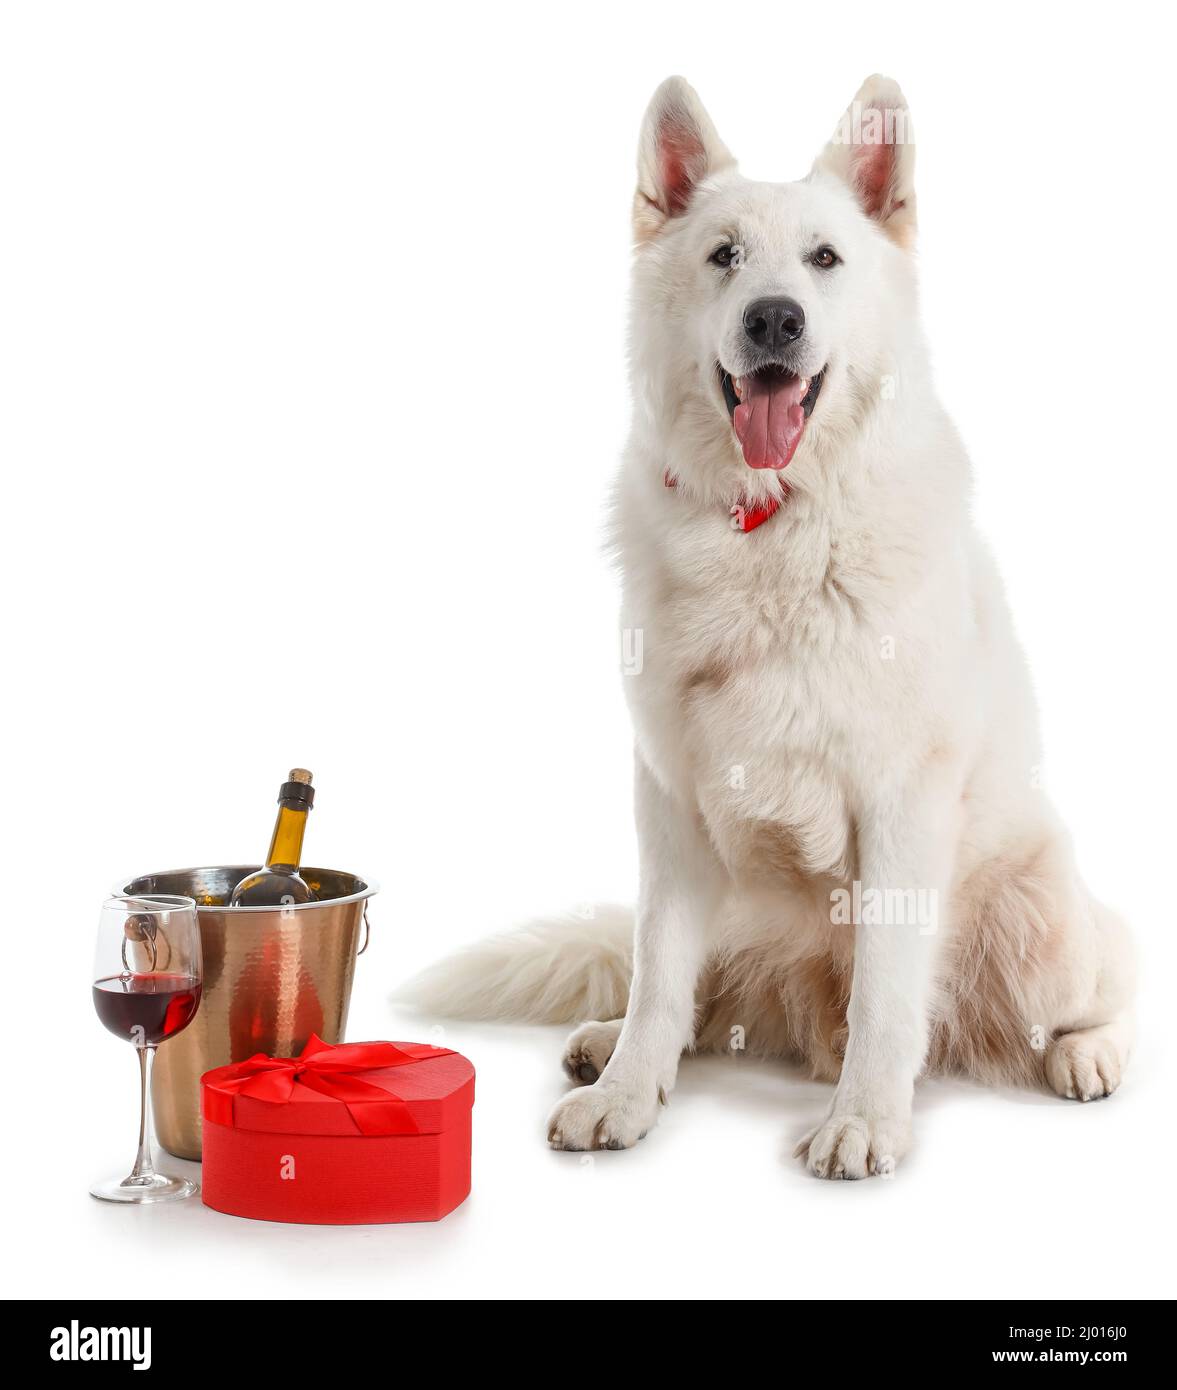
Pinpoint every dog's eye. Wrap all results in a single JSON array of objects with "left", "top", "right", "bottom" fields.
[
  {"left": 710, "top": 244, "right": 738, "bottom": 269},
  {"left": 811, "top": 246, "right": 840, "bottom": 269}
]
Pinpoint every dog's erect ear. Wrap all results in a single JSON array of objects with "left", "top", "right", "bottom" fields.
[
  {"left": 634, "top": 77, "right": 735, "bottom": 243},
  {"left": 811, "top": 74, "right": 916, "bottom": 247}
]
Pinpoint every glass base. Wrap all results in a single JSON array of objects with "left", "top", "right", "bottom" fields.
[{"left": 90, "top": 1171, "right": 198, "bottom": 1204}]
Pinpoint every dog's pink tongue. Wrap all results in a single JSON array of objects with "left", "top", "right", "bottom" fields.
[{"left": 733, "top": 374, "right": 808, "bottom": 470}]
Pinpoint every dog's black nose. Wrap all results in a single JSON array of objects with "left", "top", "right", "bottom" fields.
[{"left": 743, "top": 297, "right": 806, "bottom": 351}]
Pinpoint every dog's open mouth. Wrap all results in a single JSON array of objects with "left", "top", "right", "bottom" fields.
[{"left": 719, "top": 365, "right": 824, "bottom": 471}]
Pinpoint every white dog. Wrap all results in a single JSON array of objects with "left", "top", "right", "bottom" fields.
[{"left": 405, "top": 76, "right": 1135, "bottom": 1178}]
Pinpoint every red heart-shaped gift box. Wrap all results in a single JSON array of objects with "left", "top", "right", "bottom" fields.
[{"left": 200, "top": 1035, "right": 474, "bottom": 1224}]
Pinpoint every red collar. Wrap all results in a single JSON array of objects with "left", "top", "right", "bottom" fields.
[{"left": 663, "top": 470, "right": 789, "bottom": 533}]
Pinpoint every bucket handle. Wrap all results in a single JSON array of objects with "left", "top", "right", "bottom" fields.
[{"left": 356, "top": 901, "right": 372, "bottom": 957}]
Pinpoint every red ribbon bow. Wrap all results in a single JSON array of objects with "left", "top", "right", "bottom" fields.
[
  {"left": 663, "top": 469, "right": 789, "bottom": 533},
  {"left": 203, "top": 1034, "right": 454, "bottom": 1136}
]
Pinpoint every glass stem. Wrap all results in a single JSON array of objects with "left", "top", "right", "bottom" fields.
[{"left": 128, "top": 1045, "right": 157, "bottom": 1181}]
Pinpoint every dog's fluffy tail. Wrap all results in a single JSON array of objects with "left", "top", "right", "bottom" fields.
[{"left": 394, "top": 906, "right": 634, "bottom": 1024}]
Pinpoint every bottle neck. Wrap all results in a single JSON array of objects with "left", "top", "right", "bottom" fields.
[{"left": 266, "top": 802, "right": 308, "bottom": 870}]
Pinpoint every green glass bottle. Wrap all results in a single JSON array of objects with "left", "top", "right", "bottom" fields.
[{"left": 229, "top": 769, "right": 317, "bottom": 906}]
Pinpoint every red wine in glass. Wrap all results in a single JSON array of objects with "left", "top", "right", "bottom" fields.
[
  {"left": 90, "top": 894, "right": 203, "bottom": 1204},
  {"left": 92, "top": 973, "right": 202, "bottom": 1046}
]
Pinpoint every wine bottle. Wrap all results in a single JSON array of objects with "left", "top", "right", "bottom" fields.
[{"left": 229, "top": 769, "right": 318, "bottom": 906}]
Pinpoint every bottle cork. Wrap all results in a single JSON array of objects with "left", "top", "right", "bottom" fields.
[{"left": 288, "top": 768, "right": 313, "bottom": 784}]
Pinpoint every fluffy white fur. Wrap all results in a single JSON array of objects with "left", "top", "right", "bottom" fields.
[
  {"left": 402, "top": 906, "right": 633, "bottom": 1025},
  {"left": 402, "top": 75, "right": 1135, "bottom": 1178}
]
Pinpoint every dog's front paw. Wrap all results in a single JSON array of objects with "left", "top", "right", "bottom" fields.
[
  {"left": 547, "top": 1080, "right": 662, "bottom": 1151},
  {"left": 795, "top": 1111, "right": 911, "bottom": 1180}
]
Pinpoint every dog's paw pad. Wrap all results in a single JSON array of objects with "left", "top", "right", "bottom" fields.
[{"left": 560, "top": 1019, "right": 623, "bottom": 1087}]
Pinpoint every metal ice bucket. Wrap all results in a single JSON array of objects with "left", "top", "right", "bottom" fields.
[{"left": 118, "top": 865, "right": 377, "bottom": 1160}]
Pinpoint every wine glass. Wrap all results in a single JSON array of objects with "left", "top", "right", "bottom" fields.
[{"left": 90, "top": 895, "right": 203, "bottom": 1203}]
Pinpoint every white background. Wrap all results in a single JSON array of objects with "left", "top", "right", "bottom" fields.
[{"left": 2, "top": 0, "right": 1174, "bottom": 1301}]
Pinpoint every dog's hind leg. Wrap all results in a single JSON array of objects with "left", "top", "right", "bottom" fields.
[
  {"left": 558, "top": 958, "right": 760, "bottom": 1086},
  {"left": 1045, "top": 894, "right": 1135, "bottom": 1101},
  {"left": 1046, "top": 1014, "right": 1134, "bottom": 1101},
  {"left": 562, "top": 1019, "right": 624, "bottom": 1085}
]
